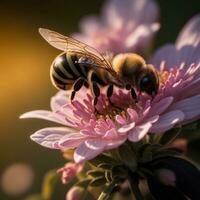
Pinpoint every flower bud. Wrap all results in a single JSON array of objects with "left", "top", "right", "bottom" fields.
[
  {"left": 57, "top": 162, "right": 84, "bottom": 184},
  {"left": 66, "top": 186, "right": 84, "bottom": 200},
  {"left": 156, "top": 168, "right": 176, "bottom": 186}
]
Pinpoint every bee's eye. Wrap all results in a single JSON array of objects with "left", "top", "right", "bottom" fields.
[{"left": 140, "top": 76, "right": 152, "bottom": 88}]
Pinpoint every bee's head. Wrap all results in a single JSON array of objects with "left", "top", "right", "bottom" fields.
[
  {"left": 112, "top": 53, "right": 159, "bottom": 97},
  {"left": 137, "top": 64, "right": 159, "bottom": 97}
]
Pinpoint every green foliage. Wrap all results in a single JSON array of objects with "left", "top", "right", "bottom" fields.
[
  {"left": 75, "top": 178, "right": 91, "bottom": 188},
  {"left": 97, "top": 182, "right": 117, "bottom": 200},
  {"left": 159, "top": 127, "right": 182, "bottom": 145},
  {"left": 118, "top": 144, "right": 137, "bottom": 171},
  {"left": 41, "top": 170, "right": 60, "bottom": 200},
  {"left": 24, "top": 194, "right": 44, "bottom": 200},
  {"left": 90, "top": 177, "right": 107, "bottom": 187},
  {"left": 88, "top": 153, "right": 118, "bottom": 167}
]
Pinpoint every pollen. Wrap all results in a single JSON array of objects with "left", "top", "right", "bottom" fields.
[
  {"left": 95, "top": 102, "right": 129, "bottom": 122},
  {"left": 159, "top": 70, "right": 170, "bottom": 85}
]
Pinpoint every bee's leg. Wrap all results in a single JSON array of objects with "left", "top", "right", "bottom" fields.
[
  {"left": 87, "top": 70, "right": 100, "bottom": 106},
  {"left": 107, "top": 85, "right": 114, "bottom": 106},
  {"left": 131, "top": 88, "right": 138, "bottom": 102},
  {"left": 70, "top": 77, "right": 85, "bottom": 102},
  {"left": 91, "top": 81, "right": 100, "bottom": 106}
]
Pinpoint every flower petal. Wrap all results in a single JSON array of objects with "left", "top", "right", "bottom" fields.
[
  {"left": 150, "top": 111, "right": 185, "bottom": 133},
  {"left": 128, "top": 122, "right": 152, "bottom": 142},
  {"left": 151, "top": 15, "right": 200, "bottom": 70},
  {"left": 150, "top": 44, "right": 177, "bottom": 70},
  {"left": 105, "top": 137, "right": 127, "bottom": 149},
  {"left": 103, "top": 128, "right": 118, "bottom": 139},
  {"left": 148, "top": 97, "right": 174, "bottom": 116},
  {"left": 20, "top": 110, "right": 70, "bottom": 126},
  {"left": 30, "top": 127, "right": 73, "bottom": 149},
  {"left": 103, "top": 0, "right": 159, "bottom": 26},
  {"left": 170, "top": 95, "right": 200, "bottom": 122},
  {"left": 74, "top": 140, "right": 106, "bottom": 163},
  {"left": 118, "top": 122, "right": 135, "bottom": 134},
  {"left": 78, "top": 15, "right": 101, "bottom": 36},
  {"left": 59, "top": 133, "right": 87, "bottom": 149},
  {"left": 125, "top": 23, "right": 160, "bottom": 49},
  {"left": 176, "top": 15, "right": 200, "bottom": 49},
  {"left": 50, "top": 91, "right": 69, "bottom": 111}
]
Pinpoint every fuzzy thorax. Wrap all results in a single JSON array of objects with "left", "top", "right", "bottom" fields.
[{"left": 112, "top": 53, "right": 146, "bottom": 83}]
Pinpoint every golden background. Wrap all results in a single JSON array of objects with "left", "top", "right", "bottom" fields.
[{"left": 0, "top": 0, "right": 199, "bottom": 199}]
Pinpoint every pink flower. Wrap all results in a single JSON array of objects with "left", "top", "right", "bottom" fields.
[
  {"left": 66, "top": 186, "right": 84, "bottom": 200},
  {"left": 57, "top": 162, "right": 84, "bottom": 184},
  {"left": 150, "top": 14, "right": 200, "bottom": 125},
  {"left": 73, "top": 0, "right": 160, "bottom": 55},
  {"left": 20, "top": 15, "right": 200, "bottom": 163}
]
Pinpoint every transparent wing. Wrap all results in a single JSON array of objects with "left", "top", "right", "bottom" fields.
[{"left": 39, "top": 28, "right": 114, "bottom": 73}]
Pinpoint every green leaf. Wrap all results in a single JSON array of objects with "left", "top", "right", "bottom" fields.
[
  {"left": 98, "top": 163, "right": 113, "bottom": 170},
  {"left": 138, "top": 144, "right": 160, "bottom": 163},
  {"left": 111, "top": 165, "right": 127, "bottom": 180},
  {"left": 105, "top": 170, "right": 113, "bottom": 183},
  {"left": 141, "top": 147, "right": 153, "bottom": 163},
  {"left": 24, "top": 194, "right": 44, "bottom": 200},
  {"left": 152, "top": 148, "right": 181, "bottom": 160},
  {"left": 89, "top": 154, "right": 117, "bottom": 167},
  {"left": 159, "top": 127, "right": 181, "bottom": 145},
  {"left": 75, "top": 178, "right": 91, "bottom": 188},
  {"left": 118, "top": 144, "right": 137, "bottom": 171},
  {"left": 90, "top": 177, "right": 107, "bottom": 187},
  {"left": 97, "top": 181, "right": 117, "bottom": 200},
  {"left": 87, "top": 170, "right": 104, "bottom": 178},
  {"left": 41, "top": 170, "right": 59, "bottom": 200}
]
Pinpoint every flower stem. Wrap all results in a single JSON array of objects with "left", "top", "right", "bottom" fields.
[
  {"left": 128, "top": 173, "right": 144, "bottom": 200},
  {"left": 97, "top": 181, "right": 116, "bottom": 200}
]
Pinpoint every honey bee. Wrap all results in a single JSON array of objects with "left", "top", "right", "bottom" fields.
[{"left": 39, "top": 28, "right": 159, "bottom": 106}]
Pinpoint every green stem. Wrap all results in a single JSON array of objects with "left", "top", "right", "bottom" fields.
[
  {"left": 128, "top": 173, "right": 144, "bottom": 200},
  {"left": 97, "top": 181, "right": 116, "bottom": 200}
]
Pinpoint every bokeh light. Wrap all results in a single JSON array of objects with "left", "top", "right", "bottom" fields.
[
  {"left": 1, "top": 163, "right": 34, "bottom": 196},
  {"left": 0, "top": 0, "right": 199, "bottom": 199}
]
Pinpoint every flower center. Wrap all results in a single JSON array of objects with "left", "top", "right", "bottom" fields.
[
  {"left": 159, "top": 70, "right": 170, "bottom": 85},
  {"left": 96, "top": 104, "right": 128, "bottom": 121}
]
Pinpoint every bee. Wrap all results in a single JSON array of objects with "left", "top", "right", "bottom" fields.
[{"left": 39, "top": 28, "right": 159, "bottom": 106}]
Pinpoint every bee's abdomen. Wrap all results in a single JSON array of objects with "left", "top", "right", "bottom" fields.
[{"left": 51, "top": 52, "right": 89, "bottom": 90}]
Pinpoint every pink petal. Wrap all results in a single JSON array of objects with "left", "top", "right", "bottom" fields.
[
  {"left": 125, "top": 23, "right": 160, "bottom": 49},
  {"left": 176, "top": 15, "right": 200, "bottom": 49},
  {"left": 134, "top": 0, "right": 159, "bottom": 24},
  {"left": 115, "top": 115, "right": 126, "bottom": 125},
  {"left": 50, "top": 91, "right": 69, "bottom": 111},
  {"left": 170, "top": 95, "right": 200, "bottom": 122},
  {"left": 118, "top": 122, "right": 135, "bottom": 134},
  {"left": 105, "top": 137, "right": 127, "bottom": 149},
  {"left": 128, "top": 122, "right": 152, "bottom": 142},
  {"left": 20, "top": 110, "right": 69, "bottom": 126},
  {"left": 74, "top": 140, "right": 106, "bottom": 163},
  {"left": 151, "top": 15, "right": 200, "bottom": 69},
  {"left": 59, "top": 133, "right": 87, "bottom": 149},
  {"left": 150, "top": 111, "right": 185, "bottom": 133},
  {"left": 30, "top": 127, "right": 73, "bottom": 149},
  {"left": 148, "top": 97, "right": 174, "bottom": 116},
  {"left": 103, "top": 0, "right": 159, "bottom": 25},
  {"left": 127, "top": 108, "right": 138, "bottom": 121},
  {"left": 78, "top": 15, "right": 102, "bottom": 36},
  {"left": 103, "top": 128, "right": 118, "bottom": 139},
  {"left": 150, "top": 44, "right": 177, "bottom": 70},
  {"left": 180, "top": 74, "right": 200, "bottom": 98}
]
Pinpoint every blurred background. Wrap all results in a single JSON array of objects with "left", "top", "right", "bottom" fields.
[{"left": 0, "top": 0, "right": 199, "bottom": 199}]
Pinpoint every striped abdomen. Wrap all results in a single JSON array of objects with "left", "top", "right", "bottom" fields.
[{"left": 50, "top": 52, "right": 108, "bottom": 90}]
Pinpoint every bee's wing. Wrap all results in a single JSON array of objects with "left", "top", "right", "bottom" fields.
[{"left": 39, "top": 28, "right": 114, "bottom": 73}]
